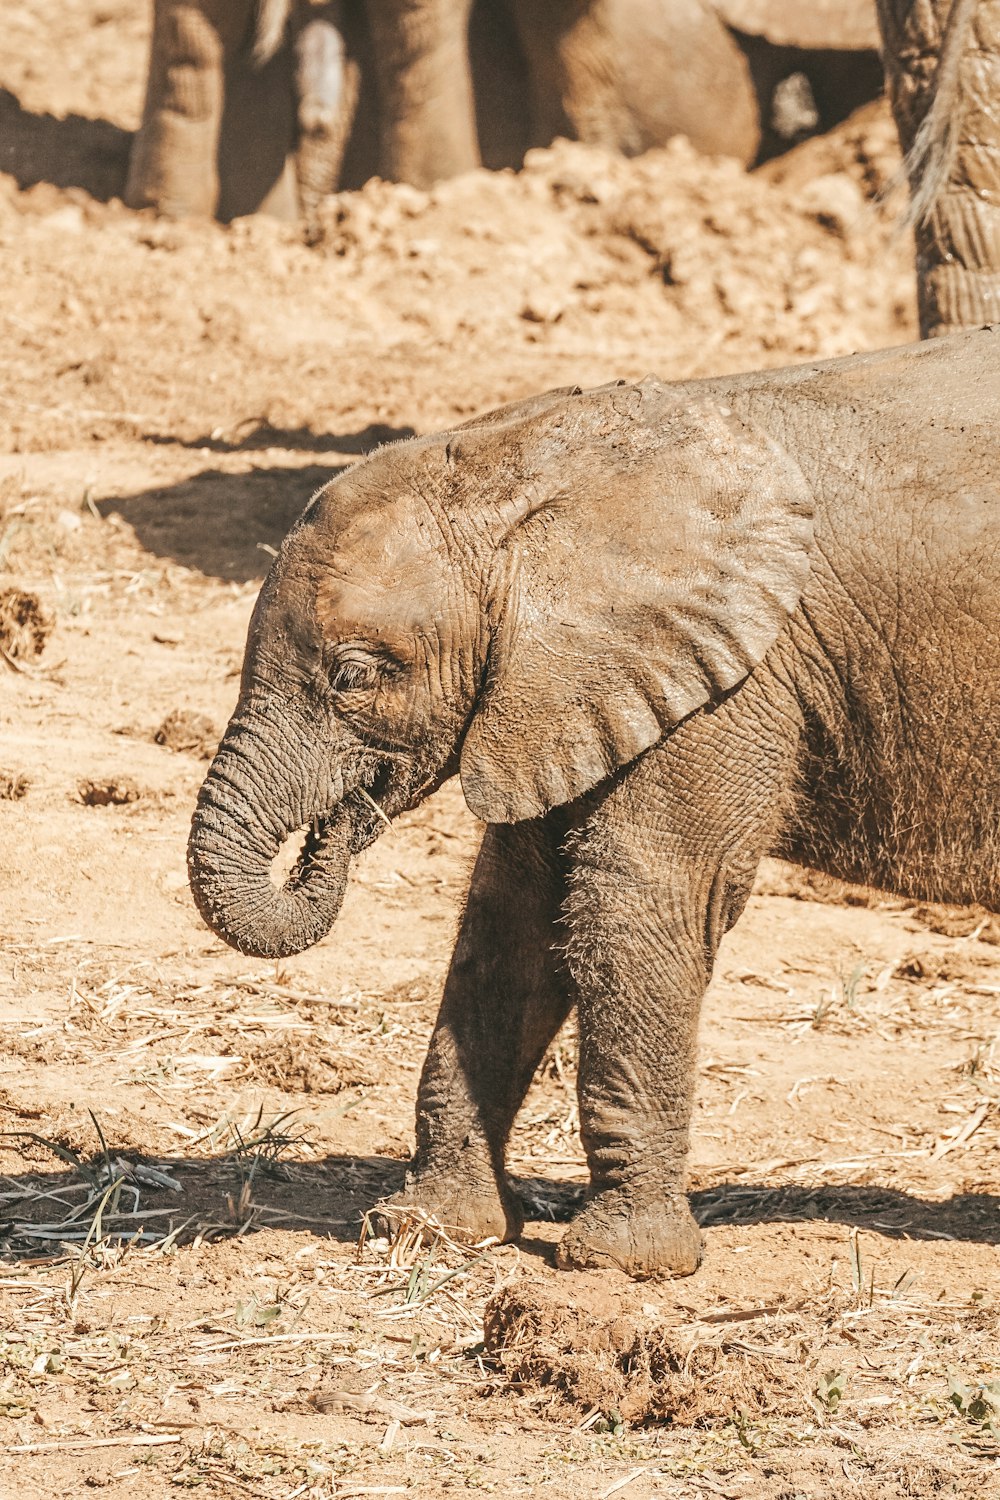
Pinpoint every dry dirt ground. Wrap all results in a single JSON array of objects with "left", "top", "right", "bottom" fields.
[{"left": 2, "top": 4, "right": 999, "bottom": 1497}]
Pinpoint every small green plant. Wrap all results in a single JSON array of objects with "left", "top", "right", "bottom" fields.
[
  {"left": 947, "top": 1375, "right": 1000, "bottom": 1438},
  {"left": 811, "top": 960, "right": 868, "bottom": 1028},
  {"left": 234, "top": 1297, "right": 284, "bottom": 1329},
  {"left": 811, "top": 1369, "right": 846, "bottom": 1416},
  {"left": 849, "top": 1227, "right": 875, "bottom": 1308}
]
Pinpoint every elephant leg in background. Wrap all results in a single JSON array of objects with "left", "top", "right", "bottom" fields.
[
  {"left": 508, "top": 0, "right": 761, "bottom": 163},
  {"left": 382, "top": 816, "right": 574, "bottom": 1243},
  {"left": 556, "top": 693, "right": 794, "bottom": 1277},
  {"left": 364, "top": 0, "right": 479, "bottom": 186},
  {"left": 126, "top": 0, "right": 299, "bottom": 221},
  {"left": 293, "top": 1, "right": 362, "bottom": 219},
  {"left": 877, "top": 0, "right": 1000, "bottom": 336}
]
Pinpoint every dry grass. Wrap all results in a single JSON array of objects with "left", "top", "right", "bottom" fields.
[{"left": 1, "top": 916, "right": 998, "bottom": 1495}]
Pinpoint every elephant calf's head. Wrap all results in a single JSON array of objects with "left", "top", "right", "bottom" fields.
[{"left": 189, "top": 379, "right": 814, "bottom": 957}]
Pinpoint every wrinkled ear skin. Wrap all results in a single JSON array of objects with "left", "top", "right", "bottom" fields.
[{"left": 459, "top": 379, "right": 814, "bottom": 824}]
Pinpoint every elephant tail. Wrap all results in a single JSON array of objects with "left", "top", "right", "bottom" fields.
[
  {"left": 251, "top": 0, "right": 293, "bottom": 66},
  {"left": 897, "top": 0, "right": 980, "bottom": 227}
]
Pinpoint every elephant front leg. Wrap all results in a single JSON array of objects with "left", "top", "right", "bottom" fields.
[
  {"left": 557, "top": 729, "right": 786, "bottom": 1277},
  {"left": 364, "top": 0, "right": 479, "bottom": 187},
  {"left": 376, "top": 816, "right": 573, "bottom": 1243},
  {"left": 126, "top": 0, "right": 227, "bottom": 217}
]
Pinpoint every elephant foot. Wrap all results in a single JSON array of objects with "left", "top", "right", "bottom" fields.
[
  {"left": 370, "top": 1170, "right": 524, "bottom": 1247},
  {"left": 555, "top": 1191, "right": 703, "bottom": 1279}
]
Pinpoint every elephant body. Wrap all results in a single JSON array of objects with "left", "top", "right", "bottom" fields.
[
  {"left": 189, "top": 326, "right": 1000, "bottom": 1277},
  {"left": 126, "top": 0, "right": 882, "bottom": 219}
]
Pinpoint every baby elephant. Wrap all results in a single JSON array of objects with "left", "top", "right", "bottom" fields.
[{"left": 189, "top": 327, "right": 1000, "bottom": 1277}]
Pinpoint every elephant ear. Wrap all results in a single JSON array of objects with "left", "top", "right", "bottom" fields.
[
  {"left": 459, "top": 379, "right": 814, "bottom": 823},
  {"left": 712, "top": 0, "right": 878, "bottom": 49}
]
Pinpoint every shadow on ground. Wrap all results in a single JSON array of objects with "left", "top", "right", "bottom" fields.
[
  {"left": 99, "top": 463, "right": 345, "bottom": 583},
  {"left": 146, "top": 420, "right": 416, "bottom": 456},
  {"left": 2, "top": 1152, "right": 997, "bottom": 1262},
  {"left": 691, "top": 1181, "right": 1000, "bottom": 1244},
  {"left": 0, "top": 88, "right": 130, "bottom": 201},
  {"left": 100, "top": 421, "right": 417, "bottom": 582}
]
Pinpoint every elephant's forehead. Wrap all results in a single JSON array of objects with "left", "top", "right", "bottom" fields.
[{"left": 308, "top": 486, "right": 455, "bottom": 639}]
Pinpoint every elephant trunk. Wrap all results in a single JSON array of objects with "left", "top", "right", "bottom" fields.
[
  {"left": 877, "top": 0, "right": 1000, "bottom": 337},
  {"left": 187, "top": 702, "right": 355, "bottom": 959}
]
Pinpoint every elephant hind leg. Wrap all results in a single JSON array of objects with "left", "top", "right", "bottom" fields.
[{"left": 217, "top": 31, "right": 299, "bottom": 220}]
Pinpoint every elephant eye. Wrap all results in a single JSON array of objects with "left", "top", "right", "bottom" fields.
[{"left": 329, "top": 649, "right": 381, "bottom": 695}]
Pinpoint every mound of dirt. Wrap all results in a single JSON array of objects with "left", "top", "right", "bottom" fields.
[
  {"left": 0, "top": 587, "right": 52, "bottom": 662},
  {"left": 154, "top": 708, "right": 219, "bottom": 760},
  {"left": 910, "top": 903, "right": 1000, "bottom": 944},
  {"left": 77, "top": 776, "right": 140, "bottom": 806},
  {"left": 484, "top": 1277, "right": 802, "bottom": 1426},
  {"left": 243, "top": 1033, "right": 377, "bottom": 1094},
  {"left": 0, "top": 770, "right": 30, "bottom": 800},
  {"left": 313, "top": 102, "right": 913, "bottom": 369}
]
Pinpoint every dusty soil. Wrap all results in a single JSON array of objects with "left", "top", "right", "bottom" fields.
[{"left": 2, "top": 4, "right": 998, "bottom": 1498}]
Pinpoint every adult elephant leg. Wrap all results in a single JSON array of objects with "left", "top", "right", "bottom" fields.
[
  {"left": 127, "top": 0, "right": 299, "bottom": 221},
  {"left": 126, "top": 0, "right": 227, "bottom": 216},
  {"left": 364, "top": 0, "right": 479, "bottom": 186},
  {"left": 877, "top": 0, "right": 1000, "bottom": 336},
  {"left": 216, "top": 2, "right": 298, "bottom": 220},
  {"left": 378, "top": 815, "right": 574, "bottom": 1242},
  {"left": 557, "top": 688, "right": 796, "bottom": 1277}
]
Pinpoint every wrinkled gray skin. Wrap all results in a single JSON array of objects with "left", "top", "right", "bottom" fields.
[
  {"left": 876, "top": 0, "right": 1000, "bottom": 336},
  {"left": 189, "top": 327, "right": 1000, "bottom": 1277},
  {"left": 126, "top": 0, "right": 881, "bottom": 219}
]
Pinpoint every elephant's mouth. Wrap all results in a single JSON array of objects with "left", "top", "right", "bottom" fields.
[{"left": 270, "top": 760, "right": 393, "bottom": 897}]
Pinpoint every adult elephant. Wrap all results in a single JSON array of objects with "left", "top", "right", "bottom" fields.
[
  {"left": 876, "top": 0, "right": 1000, "bottom": 337},
  {"left": 125, "top": 0, "right": 881, "bottom": 220}
]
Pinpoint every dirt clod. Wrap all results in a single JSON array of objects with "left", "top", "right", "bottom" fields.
[
  {"left": 0, "top": 770, "right": 30, "bottom": 799},
  {"left": 154, "top": 708, "right": 219, "bottom": 760},
  {"left": 245, "top": 1033, "right": 376, "bottom": 1094},
  {"left": 77, "top": 776, "right": 140, "bottom": 806},
  {"left": 484, "top": 1278, "right": 801, "bottom": 1426},
  {"left": 0, "top": 588, "right": 53, "bottom": 662}
]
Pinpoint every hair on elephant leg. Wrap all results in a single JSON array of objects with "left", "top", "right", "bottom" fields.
[
  {"left": 373, "top": 816, "right": 574, "bottom": 1244},
  {"left": 556, "top": 683, "right": 800, "bottom": 1278}
]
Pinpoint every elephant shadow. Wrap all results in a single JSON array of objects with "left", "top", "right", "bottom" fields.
[
  {"left": 100, "top": 423, "right": 415, "bottom": 583},
  {"left": 1, "top": 1152, "right": 996, "bottom": 1264},
  {"left": 146, "top": 419, "right": 415, "bottom": 457},
  {"left": 689, "top": 1180, "right": 1000, "bottom": 1246},
  {"left": 0, "top": 87, "right": 130, "bottom": 201},
  {"left": 519, "top": 1177, "right": 1000, "bottom": 1249},
  {"left": 98, "top": 463, "right": 339, "bottom": 585}
]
